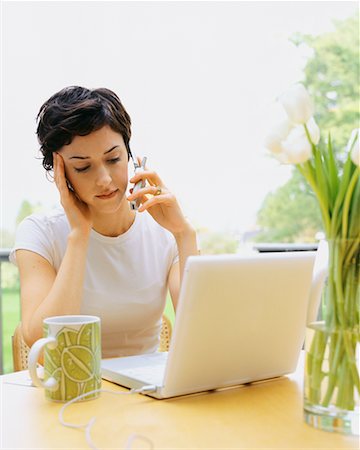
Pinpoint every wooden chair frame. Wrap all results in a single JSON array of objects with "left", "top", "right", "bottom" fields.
[{"left": 12, "top": 316, "right": 172, "bottom": 372}]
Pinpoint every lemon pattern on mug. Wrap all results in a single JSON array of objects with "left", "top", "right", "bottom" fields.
[{"left": 44, "top": 323, "right": 101, "bottom": 402}]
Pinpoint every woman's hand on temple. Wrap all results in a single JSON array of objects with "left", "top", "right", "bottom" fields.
[
  {"left": 127, "top": 159, "right": 194, "bottom": 238},
  {"left": 54, "top": 153, "right": 93, "bottom": 237}
]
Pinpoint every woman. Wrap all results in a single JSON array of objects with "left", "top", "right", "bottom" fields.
[{"left": 10, "top": 86, "right": 198, "bottom": 357}]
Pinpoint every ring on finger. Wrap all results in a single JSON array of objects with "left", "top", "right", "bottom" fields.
[{"left": 154, "top": 186, "right": 162, "bottom": 196}]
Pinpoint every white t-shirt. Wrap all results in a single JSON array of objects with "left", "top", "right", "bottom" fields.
[{"left": 10, "top": 208, "right": 179, "bottom": 358}]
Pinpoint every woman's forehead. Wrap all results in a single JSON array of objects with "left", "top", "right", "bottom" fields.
[{"left": 60, "top": 126, "right": 126, "bottom": 158}]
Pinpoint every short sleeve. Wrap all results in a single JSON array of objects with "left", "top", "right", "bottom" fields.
[{"left": 9, "top": 215, "right": 55, "bottom": 266}]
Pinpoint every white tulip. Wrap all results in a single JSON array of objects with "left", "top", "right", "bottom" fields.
[
  {"left": 275, "top": 152, "right": 292, "bottom": 164},
  {"left": 346, "top": 128, "right": 360, "bottom": 167},
  {"left": 281, "top": 125, "right": 312, "bottom": 164},
  {"left": 264, "top": 118, "right": 318, "bottom": 165},
  {"left": 264, "top": 83, "right": 320, "bottom": 165},
  {"left": 306, "top": 117, "right": 320, "bottom": 145},
  {"left": 351, "top": 145, "right": 360, "bottom": 167},
  {"left": 263, "top": 120, "right": 292, "bottom": 154},
  {"left": 279, "top": 83, "right": 314, "bottom": 125}
]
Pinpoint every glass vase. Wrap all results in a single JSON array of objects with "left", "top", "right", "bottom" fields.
[{"left": 304, "top": 238, "right": 360, "bottom": 435}]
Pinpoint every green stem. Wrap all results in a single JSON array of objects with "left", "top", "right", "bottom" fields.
[
  {"left": 321, "top": 331, "right": 343, "bottom": 406},
  {"left": 331, "top": 241, "right": 360, "bottom": 395},
  {"left": 306, "top": 239, "right": 360, "bottom": 412},
  {"left": 306, "top": 327, "right": 327, "bottom": 404},
  {"left": 336, "top": 357, "right": 348, "bottom": 409},
  {"left": 344, "top": 239, "right": 359, "bottom": 268},
  {"left": 326, "top": 244, "right": 337, "bottom": 327},
  {"left": 296, "top": 128, "right": 360, "bottom": 413}
]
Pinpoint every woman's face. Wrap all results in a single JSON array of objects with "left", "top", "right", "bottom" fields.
[{"left": 59, "top": 126, "right": 130, "bottom": 214}]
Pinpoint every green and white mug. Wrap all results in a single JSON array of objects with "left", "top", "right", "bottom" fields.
[{"left": 28, "top": 315, "right": 102, "bottom": 402}]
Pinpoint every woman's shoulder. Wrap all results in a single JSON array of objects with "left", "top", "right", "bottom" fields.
[
  {"left": 10, "top": 207, "right": 70, "bottom": 267},
  {"left": 17, "top": 206, "right": 70, "bottom": 235}
]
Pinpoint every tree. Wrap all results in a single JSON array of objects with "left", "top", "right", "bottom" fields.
[
  {"left": 254, "top": 171, "right": 323, "bottom": 243},
  {"left": 199, "top": 231, "right": 238, "bottom": 254},
  {"left": 0, "top": 229, "right": 15, "bottom": 248},
  {"left": 0, "top": 200, "right": 44, "bottom": 249},
  {"left": 255, "top": 13, "right": 359, "bottom": 243},
  {"left": 293, "top": 14, "right": 359, "bottom": 150},
  {"left": 16, "top": 200, "right": 43, "bottom": 225}
]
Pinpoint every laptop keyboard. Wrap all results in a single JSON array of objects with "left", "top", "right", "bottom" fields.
[{"left": 119, "top": 352, "right": 167, "bottom": 386}]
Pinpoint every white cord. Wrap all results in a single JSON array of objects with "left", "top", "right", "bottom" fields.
[{"left": 58, "top": 386, "right": 156, "bottom": 450}]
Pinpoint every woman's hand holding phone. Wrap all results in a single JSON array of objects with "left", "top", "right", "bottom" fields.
[
  {"left": 54, "top": 153, "right": 93, "bottom": 237},
  {"left": 127, "top": 157, "right": 192, "bottom": 237}
]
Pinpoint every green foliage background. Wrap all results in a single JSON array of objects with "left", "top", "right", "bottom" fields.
[
  {"left": 256, "top": 171, "right": 323, "bottom": 242},
  {"left": 255, "top": 14, "right": 359, "bottom": 243},
  {"left": 298, "top": 14, "right": 359, "bottom": 149}
]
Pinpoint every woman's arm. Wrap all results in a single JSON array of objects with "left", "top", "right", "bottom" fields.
[
  {"left": 168, "top": 224, "right": 198, "bottom": 311},
  {"left": 19, "top": 153, "right": 93, "bottom": 346},
  {"left": 127, "top": 160, "right": 199, "bottom": 311},
  {"left": 17, "top": 230, "right": 90, "bottom": 346},
  {"left": 173, "top": 224, "right": 198, "bottom": 282}
]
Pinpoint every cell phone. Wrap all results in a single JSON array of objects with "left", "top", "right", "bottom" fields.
[
  {"left": 130, "top": 155, "right": 147, "bottom": 210},
  {"left": 66, "top": 179, "right": 75, "bottom": 192}
]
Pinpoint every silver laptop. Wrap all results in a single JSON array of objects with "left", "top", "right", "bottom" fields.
[{"left": 101, "top": 251, "right": 316, "bottom": 399}]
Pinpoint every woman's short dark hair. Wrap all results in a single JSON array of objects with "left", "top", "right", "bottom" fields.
[{"left": 36, "top": 86, "right": 132, "bottom": 171}]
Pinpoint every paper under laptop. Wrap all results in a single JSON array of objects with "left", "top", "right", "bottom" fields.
[{"left": 101, "top": 251, "right": 316, "bottom": 399}]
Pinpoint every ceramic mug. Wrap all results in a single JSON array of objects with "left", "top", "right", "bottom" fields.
[{"left": 28, "top": 315, "right": 102, "bottom": 402}]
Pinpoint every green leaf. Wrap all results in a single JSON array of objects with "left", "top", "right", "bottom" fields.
[
  {"left": 348, "top": 177, "right": 360, "bottom": 238},
  {"left": 342, "top": 167, "right": 360, "bottom": 239},
  {"left": 331, "top": 157, "right": 354, "bottom": 237},
  {"left": 298, "top": 161, "right": 331, "bottom": 235},
  {"left": 313, "top": 145, "right": 329, "bottom": 210}
]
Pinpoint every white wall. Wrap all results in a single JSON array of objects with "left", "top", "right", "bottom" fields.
[{"left": 1, "top": 1, "right": 357, "bottom": 234}]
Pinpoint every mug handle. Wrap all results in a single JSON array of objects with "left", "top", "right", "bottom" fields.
[{"left": 28, "top": 336, "right": 59, "bottom": 390}]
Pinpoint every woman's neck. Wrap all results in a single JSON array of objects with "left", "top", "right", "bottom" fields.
[{"left": 91, "top": 203, "right": 136, "bottom": 237}]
